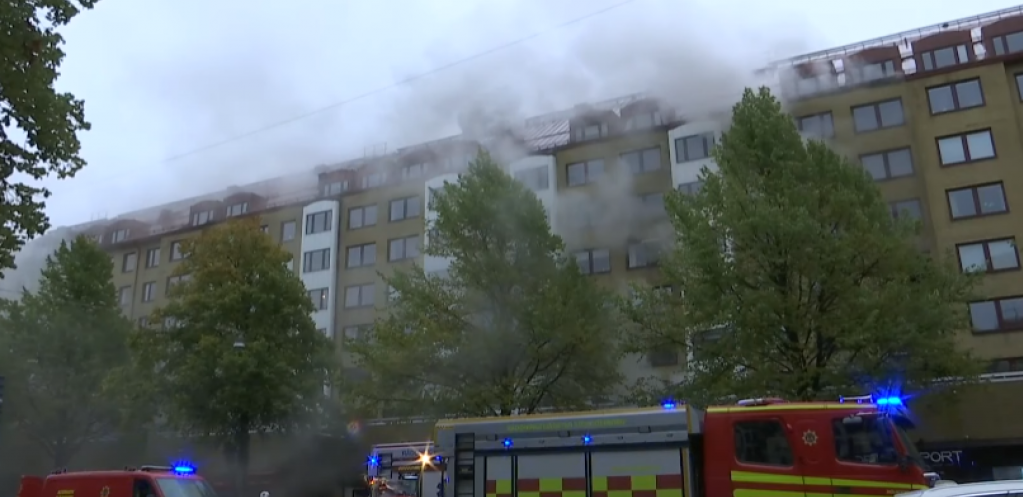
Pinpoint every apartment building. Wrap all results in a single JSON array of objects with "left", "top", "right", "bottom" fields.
[{"left": 66, "top": 3, "right": 1023, "bottom": 480}]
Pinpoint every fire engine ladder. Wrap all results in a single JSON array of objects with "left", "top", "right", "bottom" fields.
[{"left": 452, "top": 433, "right": 475, "bottom": 497}]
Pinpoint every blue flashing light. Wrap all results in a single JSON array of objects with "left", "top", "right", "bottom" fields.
[
  {"left": 875, "top": 396, "right": 903, "bottom": 407},
  {"left": 367, "top": 455, "right": 380, "bottom": 466},
  {"left": 502, "top": 438, "right": 513, "bottom": 448},
  {"left": 582, "top": 435, "right": 592, "bottom": 445},
  {"left": 661, "top": 401, "right": 677, "bottom": 410},
  {"left": 172, "top": 464, "right": 196, "bottom": 475}
]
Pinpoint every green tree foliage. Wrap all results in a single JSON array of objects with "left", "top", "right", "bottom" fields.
[
  {"left": 344, "top": 151, "right": 622, "bottom": 417},
  {"left": 0, "top": 236, "right": 131, "bottom": 467},
  {"left": 623, "top": 87, "right": 981, "bottom": 405},
  {"left": 0, "top": 0, "right": 97, "bottom": 274},
  {"left": 123, "top": 218, "right": 333, "bottom": 478}
]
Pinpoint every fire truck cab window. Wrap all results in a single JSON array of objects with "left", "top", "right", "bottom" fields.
[
  {"left": 134, "top": 479, "right": 157, "bottom": 497},
  {"left": 832, "top": 416, "right": 899, "bottom": 465},
  {"left": 734, "top": 420, "right": 794, "bottom": 466}
]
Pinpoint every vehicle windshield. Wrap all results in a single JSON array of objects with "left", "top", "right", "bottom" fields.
[
  {"left": 155, "top": 478, "right": 219, "bottom": 497},
  {"left": 892, "top": 418, "right": 928, "bottom": 469},
  {"left": 832, "top": 414, "right": 900, "bottom": 465},
  {"left": 377, "top": 478, "right": 418, "bottom": 497}
]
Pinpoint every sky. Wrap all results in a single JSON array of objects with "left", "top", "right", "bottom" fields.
[{"left": 39, "top": 0, "right": 1023, "bottom": 228}]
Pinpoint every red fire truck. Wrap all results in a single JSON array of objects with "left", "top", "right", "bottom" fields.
[
  {"left": 16, "top": 465, "right": 216, "bottom": 497},
  {"left": 422, "top": 398, "right": 939, "bottom": 497}
]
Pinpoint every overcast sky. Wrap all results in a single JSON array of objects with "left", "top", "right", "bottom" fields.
[{"left": 42, "top": 0, "right": 1023, "bottom": 228}]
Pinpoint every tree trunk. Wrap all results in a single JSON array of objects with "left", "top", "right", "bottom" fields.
[{"left": 235, "top": 417, "right": 250, "bottom": 497}]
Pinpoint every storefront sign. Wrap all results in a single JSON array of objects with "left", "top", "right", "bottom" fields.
[{"left": 921, "top": 450, "right": 965, "bottom": 466}]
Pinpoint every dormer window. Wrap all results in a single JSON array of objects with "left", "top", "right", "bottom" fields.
[
  {"left": 991, "top": 31, "right": 1023, "bottom": 56},
  {"left": 572, "top": 122, "right": 608, "bottom": 142},
  {"left": 794, "top": 73, "right": 837, "bottom": 97},
  {"left": 402, "top": 163, "right": 426, "bottom": 179},
  {"left": 227, "top": 202, "right": 248, "bottom": 217},
  {"left": 90, "top": 234, "right": 103, "bottom": 244},
  {"left": 920, "top": 45, "right": 971, "bottom": 71},
  {"left": 362, "top": 173, "right": 384, "bottom": 188},
  {"left": 191, "top": 210, "right": 213, "bottom": 226},
  {"left": 625, "top": 111, "right": 662, "bottom": 131},
  {"left": 111, "top": 229, "right": 129, "bottom": 243},
  {"left": 322, "top": 181, "right": 348, "bottom": 196},
  {"left": 856, "top": 60, "right": 897, "bottom": 82}
]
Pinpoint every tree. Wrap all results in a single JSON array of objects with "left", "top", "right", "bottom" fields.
[
  {"left": 0, "top": 0, "right": 97, "bottom": 275},
  {"left": 124, "top": 217, "right": 333, "bottom": 492},
  {"left": 623, "top": 87, "right": 981, "bottom": 405},
  {"left": 0, "top": 235, "right": 131, "bottom": 467},
  {"left": 344, "top": 150, "right": 623, "bottom": 418}
]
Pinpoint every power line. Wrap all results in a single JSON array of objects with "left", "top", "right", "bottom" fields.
[{"left": 90, "top": 0, "right": 640, "bottom": 186}]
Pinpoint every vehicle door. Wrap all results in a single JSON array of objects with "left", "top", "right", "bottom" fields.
[
  {"left": 729, "top": 414, "right": 807, "bottom": 497},
  {"left": 829, "top": 413, "right": 906, "bottom": 494}
]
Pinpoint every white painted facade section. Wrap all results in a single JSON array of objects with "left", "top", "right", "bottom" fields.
[
  {"left": 423, "top": 173, "right": 461, "bottom": 276},
  {"left": 508, "top": 155, "right": 558, "bottom": 233},
  {"left": 668, "top": 122, "right": 723, "bottom": 189},
  {"left": 299, "top": 200, "right": 340, "bottom": 339}
]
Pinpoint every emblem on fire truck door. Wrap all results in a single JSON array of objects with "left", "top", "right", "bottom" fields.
[
  {"left": 802, "top": 430, "right": 818, "bottom": 446},
  {"left": 100, "top": 486, "right": 110, "bottom": 497}
]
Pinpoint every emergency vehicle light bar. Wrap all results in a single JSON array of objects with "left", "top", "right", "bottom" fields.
[{"left": 736, "top": 398, "right": 785, "bottom": 407}]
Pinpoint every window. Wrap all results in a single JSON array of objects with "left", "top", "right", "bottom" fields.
[
  {"left": 112, "top": 229, "right": 129, "bottom": 243},
  {"left": 260, "top": 225, "right": 269, "bottom": 233},
  {"left": 514, "top": 166, "right": 549, "bottom": 191},
  {"left": 920, "top": 45, "right": 971, "bottom": 71},
  {"left": 991, "top": 31, "right": 1023, "bottom": 56},
  {"left": 927, "top": 79, "right": 984, "bottom": 114},
  {"left": 387, "top": 285, "right": 400, "bottom": 303},
  {"left": 957, "top": 238, "right": 1019, "bottom": 273},
  {"left": 343, "top": 324, "right": 372, "bottom": 341},
  {"left": 322, "top": 180, "right": 348, "bottom": 196},
  {"left": 937, "top": 130, "right": 995, "bottom": 165},
  {"left": 832, "top": 416, "right": 898, "bottom": 465},
  {"left": 280, "top": 220, "right": 297, "bottom": 241},
  {"left": 854, "top": 60, "right": 897, "bottom": 82},
  {"left": 308, "top": 288, "right": 330, "bottom": 311},
  {"left": 141, "top": 282, "right": 156, "bottom": 302},
  {"left": 675, "top": 133, "right": 715, "bottom": 162},
  {"left": 574, "top": 249, "right": 611, "bottom": 274},
  {"left": 990, "top": 356, "right": 1023, "bottom": 373},
  {"left": 362, "top": 173, "right": 384, "bottom": 188},
  {"left": 169, "top": 241, "right": 184, "bottom": 261},
  {"left": 122, "top": 252, "right": 137, "bottom": 273},
  {"left": 648, "top": 349, "right": 678, "bottom": 367},
  {"left": 227, "top": 202, "right": 248, "bottom": 217},
  {"left": 145, "top": 248, "right": 160, "bottom": 268},
  {"left": 889, "top": 199, "right": 922, "bottom": 220},
  {"left": 302, "top": 248, "right": 331, "bottom": 273},
  {"left": 344, "top": 283, "right": 375, "bottom": 308},
  {"left": 621, "top": 147, "right": 662, "bottom": 174},
  {"left": 138, "top": 317, "right": 150, "bottom": 328},
  {"left": 118, "top": 286, "right": 132, "bottom": 306},
  {"left": 628, "top": 241, "right": 663, "bottom": 269},
  {"left": 167, "top": 274, "right": 191, "bottom": 292},
  {"left": 305, "top": 210, "right": 332, "bottom": 235},
  {"left": 969, "top": 297, "right": 1023, "bottom": 332},
  {"left": 390, "top": 196, "right": 421, "bottom": 221},
  {"left": 734, "top": 420, "right": 793, "bottom": 466},
  {"left": 947, "top": 183, "right": 1008, "bottom": 219},
  {"left": 797, "top": 112, "right": 834, "bottom": 138},
  {"left": 566, "top": 159, "right": 605, "bottom": 186},
  {"left": 637, "top": 193, "right": 665, "bottom": 217},
  {"left": 388, "top": 235, "right": 420, "bottom": 261},
  {"left": 402, "top": 163, "right": 426, "bottom": 179},
  {"left": 347, "top": 243, "right": 377, "bottom": 268},
  {"left": 677, "top": 181, "right": 703, "bottom": 195},
  {"left": 572, "top": 122, "right": 608, "bottom": 141},
  {"left": 625, "top": 111, "right": 662, "bottom": 130},
  {"left": 349, "top": 205, "right": 378, "bottom": 229},
  {"left": 852, "top": 99, "right": 904, "bottom": 132},
  {"left": 191, "top": 210, "right": 213, "bottom": 226},
  {"left": 860, "top": 148, "right": 914, "bottom": 180}
]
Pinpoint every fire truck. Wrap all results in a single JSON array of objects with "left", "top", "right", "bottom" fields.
[
  {"left": 418, "top": 398, "right": 939, "bottom": 497},
  {"left": 367, "top": 442, "right": 445, "bottom": 497},
  {"left": 17, "top": 465, "right": 216, "bottom": 497}
]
